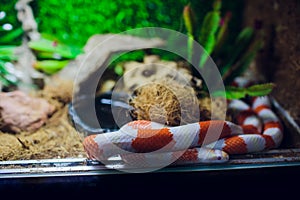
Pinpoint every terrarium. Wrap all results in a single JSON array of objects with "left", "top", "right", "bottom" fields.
[{"left": 0, "top": 0, "right": 299, "bottom": 190}]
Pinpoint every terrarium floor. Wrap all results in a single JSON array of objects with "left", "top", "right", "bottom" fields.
[{"left": 0, "top": 79, "right": 86, "bottom": 161}]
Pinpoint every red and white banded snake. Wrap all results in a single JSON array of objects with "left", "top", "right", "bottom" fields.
[
  {"left": 83, "top": 79, "right": 283, "bottom": 166},
  {"left": 83, "top": 96, "right": 283, "bottom": 166}
]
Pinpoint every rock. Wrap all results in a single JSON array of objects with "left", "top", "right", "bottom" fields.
[
  {"left": 0, "top": 91, "right": 55, "bottom": 133},
  {"left": 120, "top": 55, "right": 202, "bottom": 93}
]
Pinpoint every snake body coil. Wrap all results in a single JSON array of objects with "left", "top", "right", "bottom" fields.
[{"left": 83, "top": 95, "right": 283, "bottom": 166}]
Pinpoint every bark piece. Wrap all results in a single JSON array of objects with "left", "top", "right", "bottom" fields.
[{"left": 72, "top": 34, "right": 165, "bottom": 96}]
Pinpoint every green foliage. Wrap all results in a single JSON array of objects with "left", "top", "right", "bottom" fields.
[
  {"left": 183, "top": 4, "right": 197, "bottom": 37},
  {"left": 2, "top": 0, "right": 266, "bottom": 98},
  {"left": 33, "top": 60, "right": 70, "bottom": 75},
  {"left": 213, "top": 11, "right": 231, "bottom": 58},
  {"left": 198, "top": 2, "right": 221, "bottom": 67},
  {"left": 33, "top": 0, "right": 188, "bottom": 48},
  {"left": 182, "top": 0, "right": 270, "bottom": 99},
  {"left": 183, "top": 0, "right": 257, "bottom": 74},
  {"left": 213, "top": 83, "right": 275, "bottom": 99},
  {"left": 0, "top": 0, "right": 23, "bottom": 88},
  {"left": 1, "top": 0, "right": 245, "bottom": 78},
  {"left": 0, "top": 0, "right": 22, "bottom": 46},
  {"left": 183, "top": 4, "right": 196, "bottom": 62},
  {"left": 0, "top": 46, "right": 18, "bottom": 61},
  {"left": 28, "top": 34, "right": 83, "bottom": 74},
  {"left": 28, "top": 35, "right": 83, "bottom": 60},
  {"left": 0, "top": 27, "right": 23, "bottom": 44},
  {"left": 0, "top": 36, "right": 20, "bottom": 89},
  {"left": 28, "top": 0, "right": 192, "bottom": 74}
]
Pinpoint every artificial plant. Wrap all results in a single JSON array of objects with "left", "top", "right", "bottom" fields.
[
  {"left": 183, "top": 0, "right": 274, "bottom": 99},
  {"left": 29, "top": 34, "right": 83, "bottom": 75}
]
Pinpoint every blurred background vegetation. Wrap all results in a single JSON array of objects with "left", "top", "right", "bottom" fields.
[
  {"left": 1, "top": 0, "right": 244, "bottom": 48},
  {"left": 3, "top": 0, "right": 264, "bottom": 95},
  {"left": 1, "top": 0, "right": 272, "bottom": 99}
]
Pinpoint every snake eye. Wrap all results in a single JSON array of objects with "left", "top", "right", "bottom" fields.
[{"left": 217, "top": 156, "right": 222, "bottom": 160}]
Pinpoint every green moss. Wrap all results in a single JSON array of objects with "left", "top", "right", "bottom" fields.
[
  {"left": 1, "top": 0, "right": 243, "bottom": 48},
  {"left": 33, "top": 0, "right": 188, "bottom": 47}
]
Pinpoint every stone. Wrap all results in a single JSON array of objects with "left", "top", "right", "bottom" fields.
[{"left": 0, "top": 91, "right": 55, "bottom": 133}]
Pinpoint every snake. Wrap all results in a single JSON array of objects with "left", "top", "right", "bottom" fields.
[
  {"left": 83, "top": 96, "right": 283, "bottom": 166},
  {"left": 83, "top": 78, "right": 283, "bottom": 166}
]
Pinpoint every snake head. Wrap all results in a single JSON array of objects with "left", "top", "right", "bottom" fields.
[{"left": 199, "top": 148, "right": 229, "bottom": 163}]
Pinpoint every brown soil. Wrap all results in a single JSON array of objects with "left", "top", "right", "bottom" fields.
[{"left": 0, "top": 78, "right": 86, "bottom": 161}]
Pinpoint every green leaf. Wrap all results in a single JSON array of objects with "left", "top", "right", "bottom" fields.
[
  {"left": 28, "top": 37, "right": 83, "bottom": 59},
  {"left": 0, "top": 46, "right": 18, "bottom": 61},
  {"left": 198, "top": 2, "right": 221, "bottom": 68},
  {"left": 183, "top": 3, "right": 197, "bottom": 37},
  {"left": 247, "top": 83, "right": 275, "bottom": 96},
  {"left": 213, "top": 86, "right": 245, "bottom": 99},
  {"left": 0, "top": 28, "right": 23, "bottom": 44},
  {"left": 183, "top": 3, "right": 197, "bottom": 62},
  {"left": 35, "top": 51, "right": 62, "bottom": 60},
  {"left": 33, "top": 60, "right": 70, "bottom": 75},
  {"left": 212, "top": 83, "right": 275, "bottom": 99},
  {"left": 213, "top": 12, "right": 231, "bottom": 57},
  {"left": 0, "top": 46, "right": 16, "bottom": 54}
]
